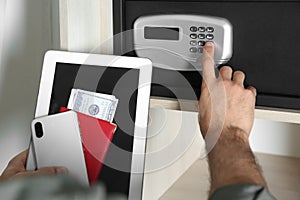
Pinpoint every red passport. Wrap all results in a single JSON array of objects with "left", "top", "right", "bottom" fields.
[{"left": 59, "top": 107, "right": 116, "bottom": 185}]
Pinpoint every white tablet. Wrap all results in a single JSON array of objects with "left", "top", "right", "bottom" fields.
[{"left": 26, "top": 51, "right": 152, "bottom": 199}]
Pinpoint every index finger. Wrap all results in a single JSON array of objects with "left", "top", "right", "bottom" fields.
[{"left": 202, "top": 42, "right": 216, "bottom": 85}]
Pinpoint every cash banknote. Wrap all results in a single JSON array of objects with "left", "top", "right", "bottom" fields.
[{"left": 68, "top": 89, "right": 118, "bottom": 122}]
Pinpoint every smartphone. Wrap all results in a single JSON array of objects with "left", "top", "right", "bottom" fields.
[{"left": 31, "top": 111, "right": 89, "bottom": 186}]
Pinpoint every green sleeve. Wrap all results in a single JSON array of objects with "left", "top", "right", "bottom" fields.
[
  {"left": 209, "top": 184, "right": 277, "bottom": 200},
  {"left": 0, "top": 175, "right": 106, "bottom": 200}
]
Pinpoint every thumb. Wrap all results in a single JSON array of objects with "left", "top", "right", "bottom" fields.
[
  {"left": 19, "top": 167, "right": 68, "bottom": 178},
  {"left": 34, "top": 166, "right": 68, "bottom": 175}
]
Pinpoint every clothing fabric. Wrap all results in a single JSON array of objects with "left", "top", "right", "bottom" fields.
[
  {"left": 0, "top": 176, "right": 276, "bottom": 200},
  {"left": 210, "top": 184, "right": 277, "bottom": 200},
  {"left": 0, "top": 175, "right": 123, "bottom": 200}
]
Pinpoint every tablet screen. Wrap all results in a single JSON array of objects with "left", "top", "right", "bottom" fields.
[{"left": 49, "top": 62, "right": 140, "bottom": 197}]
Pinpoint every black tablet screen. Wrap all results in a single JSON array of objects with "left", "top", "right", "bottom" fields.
[{"left": 49, "top": 62, "right": 140, "bottom": 197}]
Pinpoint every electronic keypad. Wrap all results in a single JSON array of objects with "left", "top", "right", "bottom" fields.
[{"left": 134, "top": 14, "right": 233, "bottom": 71}]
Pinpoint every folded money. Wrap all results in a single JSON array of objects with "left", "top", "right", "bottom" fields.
[{"left": 68, "top": 89, "right": 118, "bottom": 122}]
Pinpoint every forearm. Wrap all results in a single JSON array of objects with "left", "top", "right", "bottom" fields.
[{"left": 207, "top": 127, "right": 266, "bottom": 194}]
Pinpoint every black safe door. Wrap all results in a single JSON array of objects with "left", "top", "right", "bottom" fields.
[{"left": 113, "top": 0, "right": 300, "bottom": 110}]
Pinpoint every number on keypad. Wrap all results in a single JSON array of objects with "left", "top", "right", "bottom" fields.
[{"left": 189, "top": 26, "right": 215, "bottom": 53}]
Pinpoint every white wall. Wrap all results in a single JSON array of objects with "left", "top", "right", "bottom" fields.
[{"left": 0, "top": 0, "right": 54, "bottom": 173}]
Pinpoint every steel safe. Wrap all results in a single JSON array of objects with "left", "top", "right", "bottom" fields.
[{"left": 113, "top": 0, "right": 300, "bottom": 110}]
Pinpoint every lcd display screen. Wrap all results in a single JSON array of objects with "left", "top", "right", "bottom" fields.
[{"left": 144, "top": 26, "right": 179, "bottom": 40}]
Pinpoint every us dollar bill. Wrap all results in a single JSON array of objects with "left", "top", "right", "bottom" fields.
[{"left": 68, "top": 89, "right": 118, "bottom": 122}]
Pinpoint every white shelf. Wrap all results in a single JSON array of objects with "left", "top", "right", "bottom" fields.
[{"left": 150, "top": 97, "right": 300, "bottom": 124}]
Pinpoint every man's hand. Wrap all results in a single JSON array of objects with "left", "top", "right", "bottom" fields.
[
  {"left": 0, "top": 150, "right": 68, "bottom": 182},
  {"left": 199, "top": 42, "right": 256, "bottom": 140},
  {"left": 199, "top": 42, "right": 266, "bottom": 195}
]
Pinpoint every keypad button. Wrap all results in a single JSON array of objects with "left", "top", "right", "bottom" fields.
[
  {"left": 190, "top": 40, "right": 197, "bottom": 46},
  {"left": 198, "top": 41, "right": 205, "bottom": 46},
  {"left": 190, "top": 26, "right": 198, "bottom": 32},
  {"left": 206, "top": 34, "right": 214, "bottom": 40},
  {"left": 206, "top": 27, "right": 214, "bottom": 33},
  {"left": 198, "top": 34, "right": 205, "bottom": 39},
  {"left": 190, "top": 47, "right": 198, "bottom": 53},
  {"left": 198, "top": 27, "right": 205, "bottom": 32},
  {"left": 198, "top": 48, "right": 203, "bottom": 53},
  {"left": 190, "top": 33, "right": 197, "bottom": 39}
]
